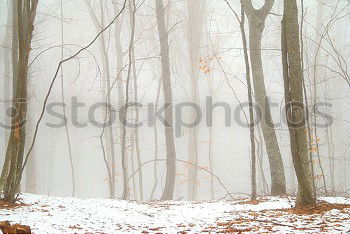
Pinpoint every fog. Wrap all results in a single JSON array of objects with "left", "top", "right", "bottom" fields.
[{"left": 0, "top": 0, "right": 349, "bottom": 201}]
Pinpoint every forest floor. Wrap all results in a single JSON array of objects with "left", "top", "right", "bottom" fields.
[{"left": 0, "top": 194, "right": 350, "bottom": 233}]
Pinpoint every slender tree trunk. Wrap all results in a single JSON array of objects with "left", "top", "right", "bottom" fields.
[
  {"left": 206, "top": 76, "right": 214, "bottom": 200},
  {"left": 186, "top": 0, "right": 205, "bottom": 201},
  {"left": 121, "top": 0, "right": 137, "bottom": 200},
  {"left": 281, "top": 0, "right": 316, "bottom": 207},
  {"left": 130, "top": 133, "right": 137, "bottom": 200},
  {"left": 3, "top": 0, "right": 11, "bottom": 140},
  {"left": 241, "top": 0, "right": 287, "bottom": 196},
  {"left": 85, "top": 0, "right": 116, "bottom": 198},
  {"left": 150, "top": 76, "right": 162, "bottom": 200},
  {"left": 300, "top": 0, "right": 317, "bottom": 199},
  {"left": 325, "top": 121, "right": 336, "bottom": 195},
  {"left": 113, "top": 3, "right": 126, "bottom": 199},
  {"left": 155, "top": 0, "right": 177, "bottom": 200},
  {"left": 312, "top": 0, "right": 329, "bottom": 196},
  {"left": 129, "top": 7, "right": 143, "bottom": 201},
  {"left": 238, "top": 6, "right": 257, "bottom": 201},
  {"left": 0, "top": 0, "right": 18, "bottom": 191}
]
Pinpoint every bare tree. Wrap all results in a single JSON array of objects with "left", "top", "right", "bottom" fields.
[
  {"left": 206, "top": 68, "right": 215, "bottom": 200},
  {"left": 155, "top": 0, "right": 177, "bottom": 200},
  {"left": 239, "top": 6, "right": 257, "bottom": 201},
  {"left": 3, "top": 0, "right": 39, "bottom": 202},
  {"left": 241, "top": 0, "right": 287, "bottom": 196},
  {"left": 0, "top": 0, "right": 18, "bottom": 191},
  {"left": 2, "top": 0, "right": 12, "bottom": 144},
  {"left": 150, "top": 69, "right": 162, "bottom": 200},
  {"left": 281, "top": 0, "right": 316, "bottom": 207},
  {"left": 225, "top": 0, "right": 258, "bottom": 200},
  {"left": 121, "top": 0, "right": 137, "bottom": 200},
  {"left": 129, "top": 5, "right": 144, "bottom": 201},
  {"left": 113, "top": 1, "right": 127, "bottom": 199},
  {"left": 85, "top": 0, "right": 117, "bottom": 198},
  {"left": 186, "top": 0, "right": 206, "bottom": 201}
]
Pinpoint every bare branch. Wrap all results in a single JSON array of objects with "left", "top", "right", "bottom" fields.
[
  {"left": 20, "top": 0, "right": 128, "bottom": 180},
  {"left": 127, "top": 159, "right": 235, "bottom": 201}
]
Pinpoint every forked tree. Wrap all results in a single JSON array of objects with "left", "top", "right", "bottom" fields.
[{"left": 241, "top": 0, "right": 287, "bottom": 196}]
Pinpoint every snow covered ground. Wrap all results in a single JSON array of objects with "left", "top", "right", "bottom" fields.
[{"left": 0, "top": 194, "right": 350, "bottom": 233}]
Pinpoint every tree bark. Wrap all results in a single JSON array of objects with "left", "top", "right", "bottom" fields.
[
  {"left": 3, "top": 0, "right": 38, "bottom": 202},
  {"left": 281, "top": 0, "right": 316, "bottom": 207}
]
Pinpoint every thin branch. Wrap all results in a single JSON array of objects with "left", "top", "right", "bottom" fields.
[
  {"left": 127, "top": 159, "right": 235, "bottom": 201},
  {"left": 19, "top": 0, "right": 128, "bottom": 181}
]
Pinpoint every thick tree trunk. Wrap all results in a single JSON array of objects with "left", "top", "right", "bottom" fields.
[
  {"left": 3, "top": 0, "right": 38, "bottom": 202},
  {"left": 281, "top": 0, "right": 316, "bottom": 207},
  {"left": 242, "top": 0, "right": 287, "bottom": 195},
  {"left": 155, "top": 0, "right": 177, "bottom": 200}
]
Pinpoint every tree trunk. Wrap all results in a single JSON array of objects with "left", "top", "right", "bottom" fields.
[
  {"left": 206, "top": 77, "right": 214, "bottom": 200},
  {"left": 3, "top": 0, "right": 38, "bottom": 202},
  {"left": 186, "top": 0, "right": 205, "bottom": 201},
  {"left": 150, "top": 76, "right": 162, "bottom": 200},
  {"left": 239, "top": 6, "right": 257, "bottom": 201},
  {"left": 155, "top": 0, "right": 177, "bottom": 200},
  {"left": 113, "top": 3, "right": 126, "bottom": 199},
  {"left": 281, "top": 0, "right": 316, "bottom": 207},
  {"left": 312, "top": 0, "right": 328, "bottom": 196},
  {"left": 0, "top": 0, "right": 18, "bottom": 191},
  {"left": 121, "top": 0, "right": 137, "bottom": 200},
  {"left": 129, "top": 6, "right": 144, "bottom": 201},
  {"left": 241, "top": 0, "right": 287, "bottom": 196}
]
